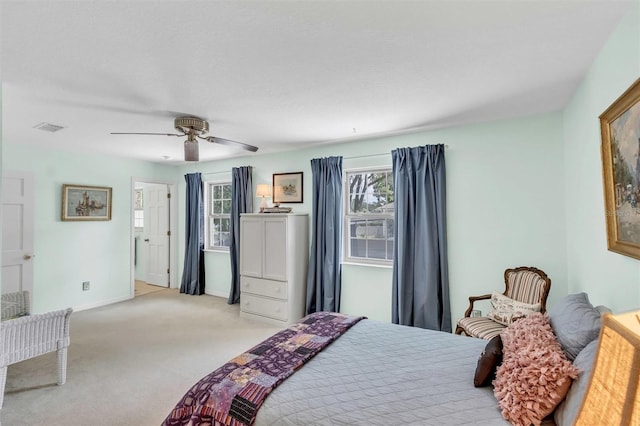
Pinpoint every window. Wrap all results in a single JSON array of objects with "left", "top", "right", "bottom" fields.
[
  {"left": 134, "top": 189, "right": 144, "bottom": 229},
  {"left": 344, "top": 168, "right": 394, "bottom": 265},
  {"left": 207, "top": 182, "right": 232, "bottom": 250}
]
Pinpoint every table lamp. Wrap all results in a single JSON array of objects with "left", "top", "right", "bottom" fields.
[{"left": 256, "top": 184, "right": 272, "bottom": 213}]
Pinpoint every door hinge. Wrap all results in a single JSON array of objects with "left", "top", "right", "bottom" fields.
[
  {"left": 167, "top": 268, "right": 170, "bottom": 274},
  {"left": 167, "top": 230, "right": 171, "bottom": 236},
  {"left": 167, "top": 193, "right": 171, "bottom": 199}
]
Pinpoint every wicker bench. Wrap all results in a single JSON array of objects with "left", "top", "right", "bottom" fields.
[{"left": 0, "top": 291, "right": 72, "bottom": 408}]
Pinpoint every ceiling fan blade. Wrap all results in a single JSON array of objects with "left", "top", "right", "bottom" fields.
[
  {"left": 202, "top": 136, "right": 259, "bottom": 152},
  {"left": 184, "top": 141, "right": 199, "bottom": 162},
  {"left": 110, "top": 132, "right": 183, "bottom": 137}
]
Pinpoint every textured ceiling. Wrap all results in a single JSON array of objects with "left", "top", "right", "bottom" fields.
[{"left": 0, "top": 1, "right": 633, "bottom": 164}]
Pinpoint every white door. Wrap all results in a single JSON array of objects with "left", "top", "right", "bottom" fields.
[
  {"left": 2, "top": 171, "right": 35, "bottom": 298},
  {"left": 144, "top": 185, "right": 169, "bottom": 287}
]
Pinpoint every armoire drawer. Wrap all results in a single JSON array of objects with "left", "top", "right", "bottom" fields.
[
  {"left": 240, "top": 276, "right": 287, "bottom": 300},
  {"left": 241, "top": 294, "right": 288, "bottom": 321}
]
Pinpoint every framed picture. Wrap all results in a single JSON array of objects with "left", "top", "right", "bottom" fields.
[
  {"left": 600, "top": 77, "right": 640, "bottom": 260},
  {"left": 62, "top": 184, "right": 112, "bottom": 221},
  {"left": 272, "top": 172, "right": 303, "bottom": 204}
]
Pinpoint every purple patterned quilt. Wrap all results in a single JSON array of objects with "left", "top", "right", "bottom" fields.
[{"left": 162, "top": 312, "right": 365, "bottom": 426}]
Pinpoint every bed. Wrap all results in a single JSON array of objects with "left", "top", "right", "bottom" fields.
[
  {"left": 164, "top": 293, "right": 606, "bottom": 426},
  {"left": 252, "top": 318, "right": 508, "bottom": 426}
]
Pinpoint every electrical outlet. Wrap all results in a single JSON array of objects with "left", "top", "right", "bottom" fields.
[{"left": 82, "top": 281, "right": 90, "bottom": 291}]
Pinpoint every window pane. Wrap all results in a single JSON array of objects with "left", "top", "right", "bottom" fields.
[
  {"left": 367, "top": 219, "right": 384, "bottom": 238},
  {"left": 208, "top": 217, "right": 215, "bottom": 246},
  {"left": 134, "top": 210, "right": 144, "bottom": 228},
  {"left": 206, "top": 182, "right": 232, "bottom": 249},
  {"left": 212, "top": 217, "right": 221, "bottom": 246},
  {"left": 135, "top": 190, "right": 144, "bottom": 209},
  {"left": 367, "top": 239, "right": 386, "bottom": 259},
  {"left": 348, "top": 171, "right": 396, "bottom": 214},
  {"left": 384, "top": 219, "right": 394, "bottom": 238},
  {"left": 350, "top": 238, "right": 367, "bottom": 258},
  {"left": 350, "top": 196, "right": 367, "bottom": 213},
  {"left": 350, "top": 218, "right": 367, "bottom": 238},
  {"left": 345, "top": 167, "right": 394, "bottom": 265},
  {"left": 222, "top": 199, "right": 231, "bottom": 214}
]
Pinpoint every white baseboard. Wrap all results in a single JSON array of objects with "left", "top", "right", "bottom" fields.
[
  {"left": 73, "top": 295, "right": 132, "bottom": 312},
  {"left": 206, "top": 289, "right": 228, "bottom": 299}
]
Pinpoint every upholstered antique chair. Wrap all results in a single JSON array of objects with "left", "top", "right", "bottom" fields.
[{"left": 455, "top": 266, "right": 551, "bottom": 340}]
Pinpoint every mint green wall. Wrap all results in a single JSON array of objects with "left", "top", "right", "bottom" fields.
[
  {"left": 179, "top": 111, "right": 566, "bottom": 322},
  {"left": 0, "top": 86, "right": 3, "bottom": 296},
  {"left": 5, "top": 4, "right": 636, "bottom": 320},
  {"left": 563, "top": 2, "right": 640, "bottom": 312},
  {"left": 2, "top": 143, "right": 178, "bottom": 313}
]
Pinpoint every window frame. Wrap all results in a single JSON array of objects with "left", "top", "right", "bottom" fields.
[
  {"left": 343, "top": 166, "right": 395, "bottom": 267},
  {"left": 205, "top": 180, "right": 232, "bottom": 252}
]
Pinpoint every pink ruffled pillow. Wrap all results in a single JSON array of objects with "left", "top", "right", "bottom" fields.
[{"left": 493, "top": 312, "right": 579, "bottom": 426}]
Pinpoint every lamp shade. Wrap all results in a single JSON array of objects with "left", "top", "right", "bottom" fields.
[
  {"left": 575, "top": 310, "right": 640, "bottom": 425},
  {"left": 256, "top": 184, "right": 272, "bottom": 198}
]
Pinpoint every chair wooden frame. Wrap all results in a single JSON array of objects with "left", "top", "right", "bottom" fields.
[{"left": 455, "top": 266, "right": 551, "bottom": 336}]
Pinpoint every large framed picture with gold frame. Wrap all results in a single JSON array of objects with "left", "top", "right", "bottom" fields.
[{"left": 600, "top": 77, "right": 640, "bottom": 260}]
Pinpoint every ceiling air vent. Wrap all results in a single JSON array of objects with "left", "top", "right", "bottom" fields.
[{"left": 33, "top": 122, "right": 65, "bottom": 133}]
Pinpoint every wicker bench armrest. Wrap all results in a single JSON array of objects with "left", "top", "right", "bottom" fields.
[
  {"left": 1, "top": 308, "right": 73, "bottom": 366},
  {"left": 1, "top": 291, "right": 30, "bottom": 320}
]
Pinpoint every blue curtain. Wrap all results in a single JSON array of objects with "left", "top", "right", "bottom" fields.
[
  {"left": 180, "top": 173, "right": 205, "bottom": 295},
  {"left": 228, "top": 166, "right": 253, "bottom": 304},
  {"left": 391, "top": 145, "right": 451, "bottom": 331},
  {"left": 306, "top": 156, "right": 343, "bottom": 314}
]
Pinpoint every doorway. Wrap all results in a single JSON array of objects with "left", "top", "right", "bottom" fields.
[
  {"left": 131, "top": 178, "right": 177, "bottom": 298},
  {"left": 1, "top": 171, "right": 35, "bottom": 304}
]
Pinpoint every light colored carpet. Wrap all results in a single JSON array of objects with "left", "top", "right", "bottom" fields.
[{"left": 1, "top": 289, "right": 282, "bottom": 426}]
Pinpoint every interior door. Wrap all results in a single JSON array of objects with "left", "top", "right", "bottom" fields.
[
  {"left": 145, "top": 184, "right": 169, "bottom": 287},
  {"left": 2, "top": 171, "right": 35, "bottom": 298}
]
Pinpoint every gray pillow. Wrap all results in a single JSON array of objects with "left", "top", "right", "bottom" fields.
[
  {"left": 554, "top": 339, "right": 599, "bottom": 426},
  {"left": 548, "top": 293, "right": 601, "bottom": 360}
]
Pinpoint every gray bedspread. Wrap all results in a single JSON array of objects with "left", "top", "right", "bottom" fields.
[{"left": 255, "top": 319, "right": 509, "bottom": 425}]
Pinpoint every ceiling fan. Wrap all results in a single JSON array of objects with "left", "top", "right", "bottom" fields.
[{"left": 111, "top": 116, "right": 258, "bottom": 161}]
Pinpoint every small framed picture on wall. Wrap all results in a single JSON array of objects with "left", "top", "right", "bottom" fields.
[
  {"left": 62, "top": 184, "right": 112, "bottom": 221},
  {"left": 272, "top": 172, "right": 303, "bottom": 204}
]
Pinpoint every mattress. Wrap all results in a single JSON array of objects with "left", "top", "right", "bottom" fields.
[{"left": 255, "top": 319, "right": 509, "bottom": 425}]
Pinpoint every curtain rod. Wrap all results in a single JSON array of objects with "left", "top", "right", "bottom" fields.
[
  {"left": 344, "top": 145, "right": 448, "bottom": 160},
  {"left": 202, "top": 170, "right": 231, "bottom": 176},
  {"left": 202, "top": 165, "right": 254, "bottom": 176},
  {"left": 344, "top": 152, "right": 390, "bottom": 160}
]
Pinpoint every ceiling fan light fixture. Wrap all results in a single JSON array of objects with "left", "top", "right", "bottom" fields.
[
  {"left": 111, "top": 115, "right": 258, "bottom": 161},
  {"left": 184, "top": 140, "right": 199, "bottom": 162}
]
